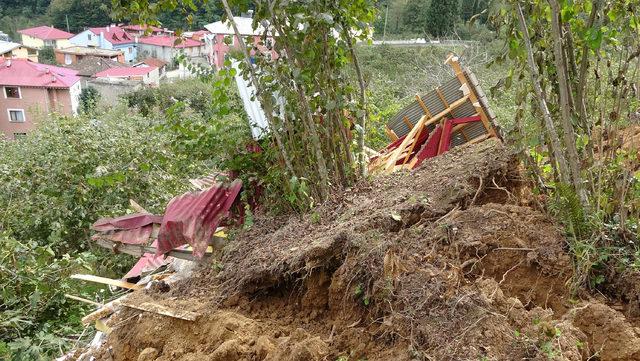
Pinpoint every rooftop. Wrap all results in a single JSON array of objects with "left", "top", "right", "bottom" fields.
[
  {"left": 18, "top": 26, "right": 74, "bottom": 40},
  {"left": 88, "top": 26, "right": 135, "bottom": 45},
  {"left": 140, "top": 57, "right": 167, "bottom": 68},
  {"left": 204, "top": 17, "right": 268, "bottom": 36},
  {"left": 55, "top": 46, "right": 123, "bottom": 57},
  {"left": 95, "top": 66, "right": 157, "bottom": 77},
  {"left": 65, "top": 56, "right": 129, "bottom": 77},
  {"left": 138, "top": 36, "right": 203, "bottom": 48},
  {"left": 0, "top": 40, "right": 22, "bottom": 54},
  {"left": 0, "top": 58, "right": 79, "bottom": 88}
]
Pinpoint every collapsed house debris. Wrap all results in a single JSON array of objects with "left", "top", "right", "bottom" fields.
[{"left": 369, "top": 54, "right": 500, "bottom": 173}]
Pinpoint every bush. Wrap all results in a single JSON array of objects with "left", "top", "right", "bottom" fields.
[{"left": 0, "top": 106, "right": 206, "bottom": 358}]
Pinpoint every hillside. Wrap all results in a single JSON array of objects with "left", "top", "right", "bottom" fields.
[{"left": 74, "top": 140, "right": 640, "bottom": 361}]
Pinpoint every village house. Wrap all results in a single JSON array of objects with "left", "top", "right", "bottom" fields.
[
  {"left": 0, "top": 40, "right": 39, "bottom": 62},
  {"left": 94, "top": 66, "right": 160, "bottom": 86},
  {"left": 204, "top": 15, "right": 276, "bottom": 69},
  {"left": 0, "top": 59, "right": 81, "bottom": 140},
  {"left": 55, "top": 46, "right": 124, "bottom": 65},
  {"left": 18, "top": 26, "right": 74, "bottom": 49},
  {"left": 137, "top": 36, "right": 205, "bottom": 64},
  {"left": 121, "top": 24, "right": 173, "bottom": 37},
  {"left": 70, "top": 25, "right": 138, "bottom": 63},
  {"left": 133, "top": 57, "right": 168, "bottom": 78}
]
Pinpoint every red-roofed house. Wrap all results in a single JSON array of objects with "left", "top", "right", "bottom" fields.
[
  {"left": 134, "top": 57, "right": 168, "bottom": 78},
  {"left": 137, "top": 36, "right": 205, "bottom": 64},
  {"left": 70, "top": 25, "right": 138, "bottom": 63},
  {"left": 0, "top": 59, "right": 81, "bottom": 140},
  {"left": 94, "top": 66, "right": 160, "bottom": 86},
  {"left": 18, "top": 26, "right": 74, "bottom": 49},
  {"left": 122, "top": 24, "right": 173, "bottom": 37}
]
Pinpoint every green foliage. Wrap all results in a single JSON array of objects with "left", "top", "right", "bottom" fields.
[
  {"left": 402, "top": 0, "right": 430, "bottom": 35},
  {"left": 38, "top": 46, "right": 56, "bottom": 65},
  {"left": 79, "top": 86, "right": 100, "bottom": 114},
  {"left": 0, "top": 106, "right": 207, "bottom": 358},
  {"left": 49, "top": 0, "right": 111, "bottom": 33},
  {"left": 425, "top": 0, "right": 459, "bottom": 37}
]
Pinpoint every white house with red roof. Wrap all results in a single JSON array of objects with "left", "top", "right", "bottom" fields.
[
  {"left": 18, "top": 26, "right": 74, "bottom": 49},
  {"left": 204, "top": 16, "right": 276, "bottom": 69},
  {"left": 0, "top": 59, "right": 81, "bottom": 140},
  {"left": 94, "top": 66, "right": 160, "bottom": 86},
  {"left": 137, "top": 36, "right": 205, "bottom": 64},
  {"left": 69, "top": 25, "right": 138, "bottom": 63}
]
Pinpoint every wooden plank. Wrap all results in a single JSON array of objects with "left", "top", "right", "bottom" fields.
[
  {"left": 94, "top": 237, "right": 208, "bottom": 262},
  {"left": 445, "top": 55, "right": 497, "bottom": 138},
  {"left": 402, "top": 116, "right": 413, "bottom": 131},
  {"left": 436, "top": 88, "right": 454, "bottom": 118},
  {"left": 120, "top": 300, "right": 200, "bottom": 321},
  {"left": 384, "top": 94, "right": 471, "bottom": 173},
  {"left": 402, "top": 122, "right": 425, "bottom": 165},
  {"left": 82, "top": 296, "right": 128, "bottom": 324},
  {"left": 385, "top": 126, "right": 399, "bottom": 141},
  {"left": 469, "top": 134, "right": 490, "bottom": 144},
  {"left": 71, "top": 274, "right": 143, "bottom": 290},
  {"left": 65, "top": 294, "right": 103, "bottom": 307},
  {"left": 415, "top": 94, "right": 433, "bottom": 117}
]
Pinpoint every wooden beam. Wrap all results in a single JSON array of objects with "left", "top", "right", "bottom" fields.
[
  {"left": 402, "top": 116, "right": 413, "bottom": 131},
  {"left": 402, "top": 123, "right": 425, "bottom": 165},
  {"left": 71, "top": 274, "right": 143, "bottom": 290},
  {"left": 120, "top": 300, "right": 199, "bottom": 321},
  {"left": 65, "top": 294, "right": 103, "bottom": 307},
  {"left": 436, "top": 88, "right": 454, "bottom": 118},
  {"left": 383, "top": 94, "right": 471, "bottom": 172},
  {"left": 385, "top": 126, "right": 399, "bottom": 142},
  {"left": 94, "top": 237, "right": 211, "bottom": 262},
  {"left": 415, "top": 94, "right": 433, "bottom": 117},
  {"left": 82, "top": 296, "right": 129, "bottom": 324},
  {"left": 445, "top": 55, "right": 497, "bottom": 138}
]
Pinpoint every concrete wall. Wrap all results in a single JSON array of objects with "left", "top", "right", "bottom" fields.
[
  {"left": 86, "top": 78, "right": 143, "bottom": 107},
  {"left": 0, "top": 85, "right": 75, "bottom": 140},
  {"left": 138, "top": 43, "right": 205, "bottom": 64}
]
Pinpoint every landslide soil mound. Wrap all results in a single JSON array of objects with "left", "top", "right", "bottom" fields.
[{"left": 85, "top": 140, "right": 640, "bottom": 361}]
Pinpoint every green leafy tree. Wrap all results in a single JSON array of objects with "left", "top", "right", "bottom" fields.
[
  {"left": 38, "top": 46, "right": 56, "bottom": 65},
  {"left": 402, "top": 0, "right": 430, "bottom": 34},
  {"left": 49, "top": 0, "right": 111, "bottom": 33},
  {"left": 79, "top": 86, "right": 100, "bottom": 114},
  {"left": 425, "top": 0, "right": 459, "bottom": 37}
]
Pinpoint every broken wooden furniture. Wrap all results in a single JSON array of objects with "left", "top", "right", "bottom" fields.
[{"left": 369, "top": 54, "right": 500, "bottom": 174}]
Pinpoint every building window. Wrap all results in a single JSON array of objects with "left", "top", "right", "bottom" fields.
[
  {"left": 8, "top": 109, "right": 25, "bottom": 122},
  {"left": 128, "top": 47, "right": 132, "bottom": 54},
  {"left": 4, "top": 86, "right": 20, "bottom": 99},
  {"left": 64, "top": 54, "right": 72, "bottom": 65},
  {"left": 88, "top": 34, "right": 92, "bottom": 40}
]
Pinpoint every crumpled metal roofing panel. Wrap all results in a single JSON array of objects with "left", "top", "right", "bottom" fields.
[{"left": 156, "top": 179, "right": 243, "bottom": 258}]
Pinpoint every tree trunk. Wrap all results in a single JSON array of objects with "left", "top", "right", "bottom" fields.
[
  {"left": 341, "top": 20, "right": 368, "bottom": 177},
  {"left": 219, "top": 0, "right": 296, "bottom": 177},
  {"left": 548, "top": 0, "right": 589, "bottom": 208},
  {"left": 516, "top": 2, "right": 572, "bottom": 185}
]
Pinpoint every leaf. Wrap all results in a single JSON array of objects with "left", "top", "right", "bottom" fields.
[{"left": 390, "top": 212, "right": 401, "bottom": 221}]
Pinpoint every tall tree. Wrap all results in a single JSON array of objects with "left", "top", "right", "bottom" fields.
[
  {"left": 425, "top": 0, "right": 459, "bottom": 37},
  {"left": 49, "top": 0, "right": 111, "bottom": 33},
  {"left": 402, "top": 0, "right": 430, "bottom": 34}
]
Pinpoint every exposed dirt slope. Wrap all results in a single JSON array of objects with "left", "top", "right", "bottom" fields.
[{"left": 85, "top": 140, "right": 640, "bottom": 361}]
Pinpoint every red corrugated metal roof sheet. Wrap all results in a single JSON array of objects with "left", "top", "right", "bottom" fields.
[{"left": 157, "top": 179, "right": 242, "bottom": 258}]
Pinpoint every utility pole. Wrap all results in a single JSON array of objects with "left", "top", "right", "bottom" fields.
[
  {"left": 382, "top": 4, "right": 389, "bottom": 43},
  {"left": 65, "top": 15, "right": 70, "bottom": 33}
]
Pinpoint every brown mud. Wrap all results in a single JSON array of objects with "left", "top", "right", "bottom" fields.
[{"left": 86, "top": 140, "right": 640, "bottom": 361}]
